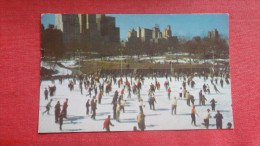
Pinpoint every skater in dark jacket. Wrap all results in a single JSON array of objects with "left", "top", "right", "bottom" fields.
[
  {"left": 148, "top": 94, "right": 156, "bottom": 110},
  {"left": 210, "top": 98, "right": 217, "bottom": 111},
  {"left": 91, "top": 100, "right": 97, "bottom": 120},
  {"left": 213, "top": 85, "right": 221, "bottom": 94},
  {"left": 86, "top": 99, "right": 90, "bottom": 115},
  {"left": 113, "top": 103, "right": 117, "bottom": 120},
  {"left": 202, "top": 95, "right": 207, "bottom": 106},
  {"left": 44, "top": 88, "right": 48, "bottom": 100},
  {"left": 190, "top": 95, "right": 195, "bottom": 105},
  {"left": 199, "top": 90, "right": 203, "bottom": 105},
  {"left": 220, "top": 78, "right": 224, "bottom": 88},
  {"left": 214, "top": 110, "right": 223, "bottom": 129},
  {"left": 42, "top": 99, "right": 52, "bottom": 115},
  {"left": 54, "top": 101, "right": 61, "bottom": 123}
]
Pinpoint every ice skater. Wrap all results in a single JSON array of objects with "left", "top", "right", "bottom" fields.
[
  {"left": 103, "top": 115, "right": 114, "bottom": 132},
  {"left": 139, "top": 99, "right": 145, "bottom": 112},
  {"left": 171, "top": 97, "right": 177, "bottom": 115},
  {"left": 203, "top": 109, "right": 212, "bottom": 129},
  {"left": 167, "top": 87, "right": 172, "bottom": 100},
  {"left": 214, "top": 110, "right": 223, "bottom": 129},
  {"left": 54, "top": 101, "right": 61, "bottom": 123},
  {"left": 191, "top": 105, "right": 199, "bottom": 126},
  {"left": 62, "top": 98, "right": 68, "bottom": 119},
  {"left": 44, "top": 88, "right": 48, "bottom": 100},
  {"left": 210, "top": 98, "right": 217, "bottom": 111},
  {"left": 59, "top": 111, "right": 64, "bottom": 130},
  {"left": 42, "top": 99, "right": 52, "bottom": 115},
  {"left": 213, "top": 84, "right": 221, "bottom": 94},
  {"left": 86, "top": 99, "right": 90, "bottom": 115},
  {"left": 148, "top": 94, "right": 156, "bottom": 110},
  {"left": 91, "top": 99, "right": 97, "bottom": 120},
  {"left": 137, "top": 111, "right": 146, "bottom": 131}
]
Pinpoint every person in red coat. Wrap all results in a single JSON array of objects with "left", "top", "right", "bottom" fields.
[
  {"left": 103, "top": 115, "right": 114, "bottom": 132},
  {"left": 167, "top": 87, "right": 172, "bottom": 100},
  {"left": 62, "top": 98, "right": 68, "bottom": 119},
  {"left": 59, "top": 111, "right": 64, "bottom": 130}
]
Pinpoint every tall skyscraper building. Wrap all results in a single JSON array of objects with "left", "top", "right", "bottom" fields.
[
  {"left": 152, "top": 25, "right": 162, "bottom": 39},
  {"left": 137, "top": 27, "right": 153, "bottom": 43},
  {"left": 99, "top": 16, "right": 120, "bottom": 42},
  {"left": 162, "top": 25, "right": 172, "bottom": 39},
  {"left": 78, "top": 14, "right": 100, "bottom": 38},
  {"left": 128, "top": 28, "right": 137, "bottom": 39},
  {"left": 126, "top": 25, "right": 178, "bottom": 50},
  {"left": 55, "top": 14, "right": 120, "bottom": 49},
  {"left": 55, "top": 14, "right": 63, "bottom": 31},
  {"left": 208, "top": 28, "right": 219, "bottom": 40},
  {"left": 56, "top": 14, "right": 80, "bottom": 46}
]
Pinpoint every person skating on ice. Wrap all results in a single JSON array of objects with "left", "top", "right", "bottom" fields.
[
  {"left": 210, "top": 98, "right": 217, "bottom": 111},
  {"left": 137, "top": 111, "right": 146, "bottom": 131},
  {"left": 59, "top": 111, "right": 64, "bottom": 130},
  {"left": 54, "top": 101, "right": 61, "bottom": 123},
  {"left": 62, "top": 98, "right": 68, "bottom": 119},
  {"left": 44, "top": 88, "right": 48, "bottom": 100},
  {"left": 167, "top": 87, "right": 172, "bottom": 100},
  {"left": 179, "top": 87, "right": 182, "bottom": 99},
  {"left": 42, "top": 99, "right": 52, "bottom": 115},
  {"left": 203, "top": 109, "right": 212, "bottom": 129},
  {"left": 213, "top": 84, "right": 221, "bottom": 94},
  {"left": 103, "top": 115, "right": 114, "bottom": 132},
  {"left": 139, "top": 99, "right": 145, "bottom": 113},
  {"left": 214, "top": 110, "right": 223, "bottom": 129},
  {"left": 191, "top": 105, "right": 199, "bottom": 126},
  {"left": 171, "top": 97, "right": 177, "bottom": 115},
  {"left": 91, "top": 99, "right": 97, "bottom": 120},
  {"left": 148, "top": 93, "right": 156, "bottom": 110},
  {"left": 86, "top": 99, "right": 90, "bottom": 115}
]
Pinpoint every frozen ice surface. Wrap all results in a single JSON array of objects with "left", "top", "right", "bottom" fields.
[{"left": 39, "top": 76, "right": 233, "bottom": 133}]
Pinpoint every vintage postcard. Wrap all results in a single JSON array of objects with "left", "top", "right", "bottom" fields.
[{"left": 39, "top": 14, "right": 233, "bottom": 133}]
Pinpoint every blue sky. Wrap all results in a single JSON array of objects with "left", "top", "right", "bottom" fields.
[{"left": 42, "top": 14, "right": 228, "bottom": 40}]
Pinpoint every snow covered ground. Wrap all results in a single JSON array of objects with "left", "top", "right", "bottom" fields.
[
  {"left": 39, "top": 75, "right": 233, "bottom": 133},
  {"left": 41, "top": 61, "right": 72, "bottom": 75}
]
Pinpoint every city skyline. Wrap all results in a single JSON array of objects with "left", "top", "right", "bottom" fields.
[{"left": 42, "top": 14, "right": 228, "bottom": 40}]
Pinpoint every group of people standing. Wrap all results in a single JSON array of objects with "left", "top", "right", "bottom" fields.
[
  {"left": 41, "top": 71, "right": 232, "bottom": 132},
  {"left": 42, "top": 98, "right": 68, "bottom": 130}
]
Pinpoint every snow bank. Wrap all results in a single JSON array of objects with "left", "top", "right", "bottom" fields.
[{"left": 41, "top": 61, "right": 72, "bottom": 75}]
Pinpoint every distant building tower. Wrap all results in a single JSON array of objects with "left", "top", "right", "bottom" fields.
[
  {"left": 137, "top": 27, "right": 153, "bottom": 43},
  {"left": 96, "top": 14, "right": 104, "bottom": 32},
  {"left": 59, "top": 14, "right": 80, "bottom": 47},
  {"left": 152, "top": 25, "right": 162, "bottom": 39},
  {"left": 208, "top": 28, "right": 219, "bottom": 40},
  {"left": 162, "top": 25, "right": 172, "bottom": 39},
  {"left": 79, "top": 14, "right": 99, "bottom": 36},
  {"left": 100, "top": 16, "right": 120, "bottom": 42},
  {"left": 55, "top": 14, "right": 120, "bottom": 48},
  {"left": 55, "top": 14, "right": 63, "bottom": 31},
  {"left": 128, "top": 28, "right": 137, "bottom": 39}
]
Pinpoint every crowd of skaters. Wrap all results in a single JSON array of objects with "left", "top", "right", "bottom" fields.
[{"left": 41, "top": 71, "right": 232, "bottom": 131}]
